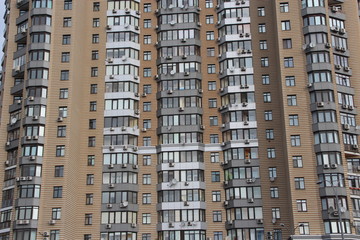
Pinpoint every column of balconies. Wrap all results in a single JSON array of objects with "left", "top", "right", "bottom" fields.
[
  {"left": 216, "top": 0, "right": 264, "bottom": 238},
  {"left": 101, "top": 2, "right": 140, "bottom": 239}
]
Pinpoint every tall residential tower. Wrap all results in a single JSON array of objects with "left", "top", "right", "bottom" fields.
[{"left": 1, "top": 0, "right": 360, "bottom": 239}]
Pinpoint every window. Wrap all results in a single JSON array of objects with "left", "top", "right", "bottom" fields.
[
  {"left": 87, "top": 155, "right": 95, "bottom": 166},
  {"left": 61, "top": 70, "right": 69, "bottom": 80},
  {"left": 210, "top": 116, "right": 218, "bottom": 126},
  {"left": 143, "top": 137, "right": 151, "bottom": 146},
  {"left": 284, "top": 57, "right": 294, "bottom": 67},
  {"left": 52, "top": 208, "right": 61, "bottom": 220},
  {"left": 88, "top": 137, "right": 96, "bottom": 147},
  {"left": 143, "top": 174, "right": 151, "bottom": 185},
  {"left": 143, "top": 68, "right": 152, "bottom": 77},
  {"left": 269, "top": 167, "right": 277, "bottom": 179},
  {"left": 291, "top": 135, "right": 301, "bottom": 146},
  {"left": 90, "top": 101, "right": 97, "bottom": 111},
  {"left": 299, "top": 223, "right": 310, "bottom": 235},
  {"left": 61, "top": 52, "right": 70, "bottom": 62},
  {"left": 285, "top": 76, "right": 295, "bottom": 86},
  {"left": 208, "top": 81, "right": 216, "bottom": 90},
  {"left": 265, "top": 111, "right": 273, "bottom": 121},
  {"left": 263, "top": 92, "right": 271, "bottom": 103},
  {"left": 261, "top": 57, "right": 269, "bottom": 67},
  {"left": 280, "top": 2, "right": 289, "bottom": 12},
  {"left": 143, "top": 85, "right": 152, "bottom": 94},
  {"left": 266, "top": 129, "right": 274, "bottom": 140},
  {"left": 207, "top": 48, "right": 215, "bottom": 57},
  {"left": 295, "top": 177, "right": 305, "bottom": 189},
  {"left": 64, "top": 0, "right": 72, "bottom": 10},
  {"left": 57, "top": 126, "right": 66, "bottom": 137},
  {"left": 89, "top": 119, "right": 96, "bottom": 129},
  {"left": 93, "top": 18, "right": 100, "bottom": 27},
  {"left": 293, "top": 156, "right": 303, "bottom": 168},
  {"left": 210, "top": 134, "right": 219, "bottom": 143},
  {"left": 209, "top": 99, "right": 217, "bottom": 108},
  {"left": 59, "top": 88, "right": 68, "bottom": 99},
  {"left": 258, "top": 24, "right": 266, "bottom": 33},
  {"left": 272, "top": 208, "right": 281, "bottom": 219},
  {"left": 86, "top": 174, "right": 94, "bottom": 185},
  {"left": 142, "top": 193, "right": 151, "bottom": 204},
  {"left": 90, "top": 84, "right": 98, "bottom": 94},
  {"left": 208, "top": 153, "right": 220, "bottom": 163},
  {"left": 143, "top": 155, "right": 151, "bottom": 166},
  {"left": 297, "top": 200, "right": 307, "bottom": 212},
  {"left": 206, "top": 15, "right": 214, "bottom": 24},
  {"left": 86, "top": 193, "right": 93, "bottom": 205},
  {"left": 62, "top": 35, "right": 71, "bottom": 45},
  {"left": 259, "top": 40, "right": 268, "bottom": 50},
  {"left": 143, "top": 51, "right": 151, "bottom": 61},
  {"left": 85, "top": 214, "right": 92, "bottom": 225},
  {"left": 91, "top": 67, "right": 98, "bottom": 77},
  {"left": 91, "top": 51, "right": 99, "bottom": 60},
  {"left": 63, "top": 17, "right": 72, "bottom": 27},
  {"left": 213, "top": 211, "right": 222, "bottom": 222},
  {"left": 53, "top": 186, "right": 63, "bottom": 198},
  {"left": 270, "top": 187, "right": 279, "bottom": 198},
  {"left": 143, "top": 102, "right": 151, "bottom": 112},
  {"left": 283, "top": 39, "right": 292, "bottom": 49},
  {"left": 50, "top": 230, "right": 60, "bottom": 240},
  {"left": 289, "top": 115, "right": 299, "bottom": 126},
  {"left": 84, "top": 235, "right": 92, "bottom": 240},
  {"left": 142, "top": 234, "right": 151, "bottom": 240},
  {"left": 211, "top": 172, "right": 220, "bottom": 182},
  {"left": 281, "top": 20, "right": 291, "bottom": 30},
  {"left": 208, "top": 64, "right": 216, "bottom": 74},
  {"left": 93, "top": 2, "right": 100, "bottom": 11},
  {"left": 142, "top": 213, "right": 151, "bottom": 224},
  {"left": 287, "top": 95, "right": 297, "bottom": 106},
  {"left": 262, "top": 75, "right": 270, "bottom": 85},
  {"left": 144, "top": 3, "right": 151, "bottom": 12},
  {"left": 273, "top": 230, "right": 282, "bottom": 240},
  {"left": 258, "top": 7, "right": 265, "bottom": 16},
  {"left": 54, "top": 166, "right": 64, "bottom": 177},
  {"left": 144, "top": 35, "right": 151, "bottom": 44},
  {"left": 212, "top": 191, "right": 221, "bottom": 202},
  {"left": 267, "top": 148, "right": 276, "bottom": 158},
  {"left": 205, "top": 0, "right": 213, "bottom": 8},
  {"left": 143, "top": 119, "right": 151, "bottom": 129},
  {"left": 56, "top": 145, "right": 65, "bottom": 157},
  {"left": 206, "top": 31, "right": 215, "bottom": 40},
  {"left": 92, "top": 34, "right": 99, "bottom": 43},
  {"left": 144, "top": 19, "right": 151, "bottom": 28},
  {"left": 214, "top": 232, "right": 223, "bottom": 240}
]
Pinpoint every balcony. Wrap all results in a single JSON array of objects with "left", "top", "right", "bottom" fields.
[
  {"left": 16, "top": 0, "right": 29, "bottom": 10},
  {"left": 345, "top": 144, "right": 359, "bottom": 154}
]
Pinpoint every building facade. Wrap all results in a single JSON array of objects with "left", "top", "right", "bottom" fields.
[{"left": 0, "top": 0, "right": 360, "bottom": 239}]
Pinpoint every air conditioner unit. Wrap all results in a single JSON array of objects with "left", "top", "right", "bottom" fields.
[
  {"left": 184, "top": 201, "right": 189, "bottom": 206},
  {"left": 179, "top": 107, "right": 184, "bottom": 112},
  {"left": 330, "top": 26, "right": 339, "bottom": 32},
  {"left": 49, "top": 220, "right": 56, "bottom": 225},
  {"left": 121, "top": 126, "right": 127, "bottom": 131},
  {"left": 335, "top": 65, "right": 341, "bottom": 70},
  {"left": 135, "top": 26, "right": 140, "bottom": 30},
  {"left": 16, "top": 177, "right": 20, "bottom": 182},
  {"left": 131, "top": 223, "right": 136, "bottom": 228},
  {"left": 325, "top": 42, "right": 331, "bottom": 48},
  {"left": 125, "top": 8, "right": 130, "bottom": 13},
  {"left": 343, "top": 124, "right": 350, "bottom": 130},
  {"left": 29, "top": 156, "right": 36, "bottom": 161},
  {"left": 270, "top": 177, "right": 275, "bottom": 182},
  {"left": 108, "top": 164, "right": 114, "bottom": 169},
  {"left": 248, "top": 198, "right": 254, "bottom": 203},
  {"left": 57, "top": 117, "right": 63, "bottom": 122},
  {"left": 216, "top": 4, "right": 220, "bottom": 9},
  {"left": 184, "top": 72, "right": 190, "bottom": 76},
  {"left": 246, "top": 178, "right": 254, "bottom": 183},
  {"left": 169, "top": 162, "right": 175, "bottom": 167},
  {"left": 16, "top": 100, "right": 21, "bottom": 104},
  {"left": 112, "top": 9, "right": 117, "bottom": 13},
  {"left": 135, "top": 109, "right": 140, "bottom": 115},
  {"left": 181, "top": 38, "right": 187, "bottom": 43},
  {"left": 342, "top": 104, "right": 348, "bottom": 109},
  {"left": 237, "top": 17, "right": 242, "bottom": 21},
  {"left": 241, "top": 66, "right": 246, "bottom": 71},
  {"left": 317, "top": 102, "right": 324, "bottom": 107},
  {"left": 20, "top": 177, "right": 27, "bottom": 181},
  {"left": 323, "top": 164, "right": 330, "bottom": 169},
  {"left": 244, "top": 120, "right": 249, "bottom": 125},
  {"left": 107, "top": 203, "right": 113, "bottom": 208},
  {"left": 133, "top": 164, "right": 138, "bottom": 169},
  {"left": 133, "top": 146, "right": 138, "bottom": 152},
  {"left": 309, "top": 42, "right": 316, "bottom": 48},
  {"left": 182, "top": 55, "right": 188, "bottom": 59},
  {"left": 245, "top": 33, "right": 250, "bottom": 37},
  {"left": 239, "top": 33, "right": 244, "bottom": 38},
  {"left": 200, "top": 125, "right": 205, "bottom": 130},
  {"left": 331, "top": 163, "right": 338, "bottom": 169},
  {"left": 120, "top": 201, "right": 129, "bottom": 208},
  {"left": 27, "top": 176, "right": 33, "bottom": 181},
  {"left": 106, "top": 25, "right": 112, "bottom": 30},
  {"left": 242, "top": 102, "right": 248, "bottom": 107},
  {"left": 229, "top": 67, "right": 235, "bottom": 72},
  {"left": 331, "top": 6, "right": 338, "bottom": 12},
  {"left": 223, "top": 181, "right": 229, "bottom": 186},
  {"left": 198, "top": 89, "right": 203, "bottom": 94},
  {"left": 32, "top": 136, "right": 38, "bottom": 140},
  {"left": 339, "top": 28, "right": 346, "bottom": 34},
  {"left": 121, "top": 55, "right": 127, "bottom": 61},
  {"left": 353, "top": 144, "right": 359, "bottom": 149},
  {"left": 21, "top": 28, "right": 27, "bottom": 33},
  {"left": 142, "top": 93, "right": 147, "bottom": 97},
  {"left": 221, "top": 124, "right": 226, "bottom": 128},
  {"left": 166, "top": 55, "right": 173, "bottom": 60},
  {"left": 106, "top": 224, "right": 112, "bottom": 229},
  {"left": 5, "top": 161, "right": 9, "bottom": 166},
  {"left": 110, "top": 75, "right": 114, "bottom": 79},
  {"left": 122, "top": 163, "right": 128, "bottom": 168},
  {"left": 224, "top": 201, "right": 229, "bottom": 206},
  {"left": 348, "top": 105, "right": 354, "bottom": 110},
  {"left": 245, "top": 159, "right": 251, "bottom": 164},
  {"left": 141, "top": 128, "right": 147, "bottom": 132},
  {"left": 167, "top": 89, "right": 173, "bottom": 94},
  {"left": 32, "top": 116, "right": 39, "bottom": 120},
  {"left": 332, "top": 211, "right": 339, "bottom": 216},
  {"left": 244, "top": 139, "right": 250, "bottom": 144},
  {"left": 109, "top": 183, "right": 115, "bottom": 188},
  {"left": 169, "top": 222, "right": 175, "bottom": 228},
  {"left": 109, "top": 127, "right": 115, "bottom": 131},
  {"left": 109, "top": 145, "right": 115, "bottom": 151},
  {"left": 344, "top": 66, "right": 350, "bottom": 71},
  {"left": 28, "top": 96, "right": 35, "bottom": 101},
  {"left": 134, "top": 75, "right": 139, "bottom": 80},
  {"left": 5, "top": 141, "right": 10, "bottom": 146}
]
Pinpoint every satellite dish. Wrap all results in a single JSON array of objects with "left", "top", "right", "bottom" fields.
[
  {"left": 11, "top": 118, "right": 17, "bottom": 125},
  {"left": 122, "top": 201, "right": 128, "bottom": 207}
]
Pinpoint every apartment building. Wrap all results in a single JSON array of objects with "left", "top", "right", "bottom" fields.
[{"left": 0, "top": 0, "right": 360, "bottom": 239}]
